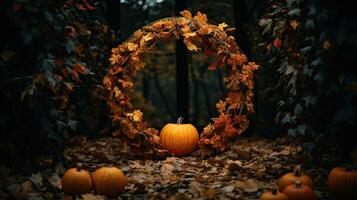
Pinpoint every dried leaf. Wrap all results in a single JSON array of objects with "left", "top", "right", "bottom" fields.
[{"left": 180, "top": 10, "right": 192, "bottom": 19}]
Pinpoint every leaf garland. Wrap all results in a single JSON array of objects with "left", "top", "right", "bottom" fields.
[{"left": 104, "top": 10, "right": 259, "bottom": 156}]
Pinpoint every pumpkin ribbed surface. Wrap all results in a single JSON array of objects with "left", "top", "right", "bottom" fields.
[
  {"left": 92, "top": 167, "right": 126, "bottom": 197},
  {"left": 327, "top": 167, "right": 357, "bottom": 199},
  {"left": 160, "top": 118, "right": 199, "bottom": 156},
  {"left": 61, "top": 167, "right": 92, "bottom": 195}
]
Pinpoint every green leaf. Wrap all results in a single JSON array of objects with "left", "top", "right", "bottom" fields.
[
  {"left": 41, "top": 58, "right": 55, "bottom": 70},
  {"left": 288, "top": 8, "right": 301, "bottom": 17},
  {"left": 302, "top": 96, "right": 317, "bottom": 107},
  {"left": 65, "top": 40, "right": 76, "bottom": 53}
]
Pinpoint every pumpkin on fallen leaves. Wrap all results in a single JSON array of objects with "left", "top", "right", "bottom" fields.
[
  {"left": 259, "top": 188, "right": 288, "bottom": 200},
  {"left": 61, "top": 163, "right": 92, "bottom": 197},
  {"left": 160, "top": 117, "right": 199, "bottom": 156},
  {"left": 282, "top": 180, "right": 316, "bottom": 200},
  {"left": 327, "top": 167, "right": 357, "bottom": 199},
  {"left": 278, "top": 165, "right": 313, "bottom": 191},
  {"left": 92, "top": 166, "right": 126, "bottom": 197}
]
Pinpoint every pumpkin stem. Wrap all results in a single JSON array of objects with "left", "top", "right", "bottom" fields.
[
  {"left": 76, "top": 163, "right": 82, "bottom": 171},
  {"left": 293, "top": 165, "right": 302, "bottom": 176},
  {"left": 177, "top": 117, "right": 184, "bottom": 124},
  {"left": 294, "top": 180, "right": 302, "bottom": 188}
]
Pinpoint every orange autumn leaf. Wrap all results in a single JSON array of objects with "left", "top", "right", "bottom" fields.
[
  {"left": 73, "top": 63, "right": 89, "bottom": 74},
  {"left": 118, "top": 79, "right": 133, "bottom": 89},
  {"left": 194, "top": 11, "right": 208, "bottom": 24},
  {"left": 184, "top": 38, "right": 200, "bottom": 51},
  {"left": 208, "top": 62, "right": 218, "bottom": 71},
  {"left": 216, "top": 100, "right": 226, "bottom": 113},
  {"left": 180, "top": 10, "right": 192, "bottom": 19}
]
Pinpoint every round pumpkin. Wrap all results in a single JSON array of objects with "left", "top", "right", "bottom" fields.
[
  {"left": 92, "top": 166, "right": 126, "bottom": 197},
  {"left": 160, "top": 117, "right": 199, "bottom": 156},
  {"left": 327, "top": 167, "right": 357, "bottom": 199},
  {"left": 278, "top": 165, "right": 313, "bottom": 191},
  {"left": 259, "top": 188, "right": 288, "bottom": 200},
  {"left": 282, "top": 180, "right": 316, "bottom": 200},
  {"left": 61, "top": 163, "right": 92, "bottom": 196}
]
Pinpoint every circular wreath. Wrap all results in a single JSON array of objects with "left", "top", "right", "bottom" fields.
[{"left": 103, "top": 10, "right": 259, "bottom": 156}]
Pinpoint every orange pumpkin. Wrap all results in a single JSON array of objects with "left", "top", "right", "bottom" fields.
[
  {"left": 61, "top": 163, "right": 92, "bottom": 196},
  {"left": 278, "top": 165, "right": 313, "bottom": 191},
  {"left": 327, "top": 167, "right": 357, "bottom": 199},
  {"left": 259, "top": 188, "right": 288, "bottom": 200},
  {"left": 160, "top": 117, "right": 199, "bottom": 156},
  {"left": 92, "top": 166, "right": 126, "bottom": 197},
  {"left": 282, "top": 180, "right": 316, "bottom": 200}
]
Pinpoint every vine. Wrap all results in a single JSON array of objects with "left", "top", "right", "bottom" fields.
[{"left": 104, "top": 10, "right": 259, "bottom": 156}]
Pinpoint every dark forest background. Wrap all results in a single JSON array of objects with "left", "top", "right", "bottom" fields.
[{"left": 0, "top": 0, "right": 356, "bottom": 166}]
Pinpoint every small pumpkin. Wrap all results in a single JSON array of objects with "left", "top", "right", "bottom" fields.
[
  {"left": 282, "top": 180, "right": 316, "bottom": 200},
  {"left": 61, "top": 163, "right": 92, "bottom": 196},
  {"left": 92, "top": 166, "right": 126, "bottom": 197},
  {"left": 160, "top": 117, "right": 199, "bottom": 156},
  {"left": 278, "top": 165, "right": 313, "bottom": 191},
  {"left": 259, "top": 188, "right": 288, "bottom": 200},
  {"left": 327, "top": 167, "right": 357, "bottom": 199}
]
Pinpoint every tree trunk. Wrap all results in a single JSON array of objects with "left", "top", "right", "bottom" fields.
[
  {"left": 233, "top": 0, "right": 250, "bottom": 57},
  {"left": 175, "top": 0, "right": 189, "bottom": 122},
  {"left": 106, "top": 0, "right": 121, "bottom": 40}
]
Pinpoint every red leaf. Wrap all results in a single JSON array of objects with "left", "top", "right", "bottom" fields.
[
  {"left": 208, "top": 62, "right": 218, "bottom": 71},
  {"left": 71, "top": 69, "right": 81, "bottom": 81},
  {"left": 273, "top": 38, "right": 282, "bottom": 48},
  {"left": 73, "top": 63, "right": 89, "bottom": 74},
  {"left": 63, "top": 68, "right": 68, "bottom": 77},
  {"left": 75, "top": 3, "right": 86, "bottom": 10}
]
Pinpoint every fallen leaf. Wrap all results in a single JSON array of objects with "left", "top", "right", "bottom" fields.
[
  {"left": 235, "top": 179, "right": 260, "bottom": 193},
  {"left": 29, "top": 173, "right": 43, "bottom": 188},
  {"left": 82, "top": 194, "right": 105, "bottom": 200},
  {"left": 203, "top": 188, "right": 216, "bottom": 199},
  {"left": 222, "top": 185, "right": 235, "bottom": 193}
]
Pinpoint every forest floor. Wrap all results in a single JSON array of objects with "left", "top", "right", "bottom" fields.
[{"left": 0, "top": 136, "right": 342, "bottom": 200}]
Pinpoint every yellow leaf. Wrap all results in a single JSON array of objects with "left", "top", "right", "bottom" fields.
[
  {"left": 290, "top": 20, "right": 299, "bottom": 30},
  {"left": 218, "top": 23, "right": 228, "bottom": 31},
  {"left": 127, "top": 42, "right": 138, "bottom": 51},
  {"left": 140, "top": 32, "right": 155, "bottom": 47},
  {"left": 184, "top": 38, "right": 200, "bottom": 51},
  {"left": 118, "top": 79, "right": 133, "bottom": 89},
  {"left": 180, "top": 10, "right": 192, "bottom": 19},
  {"left": 113, "top": 86, "right": 123, "bottom": 98},
  {"left": 132, "top": 110, "right": 143, "bottom": 122},
  {"left": 183, "top": 32, "right": 197, "bottom": 38},
  {"left": 143, "top": 32, "right": 154, "bottom": 41},
  {"left": 323, "top": 40, "right": 331, "bottom": 50}
]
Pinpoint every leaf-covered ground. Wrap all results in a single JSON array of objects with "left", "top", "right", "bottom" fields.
[{"left": 0, "top": 136, "right": 341, "bottom": 199}]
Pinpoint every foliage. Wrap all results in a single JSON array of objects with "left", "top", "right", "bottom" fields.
[
  {"left": 105, "top": 10, "right": 259, "bottom": 156},
  {"left": 0, "top": 0, "right": 115, "bottom": 144},
  {"left": 254, "top": 0, "right": 357, "bottom": 146}
]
